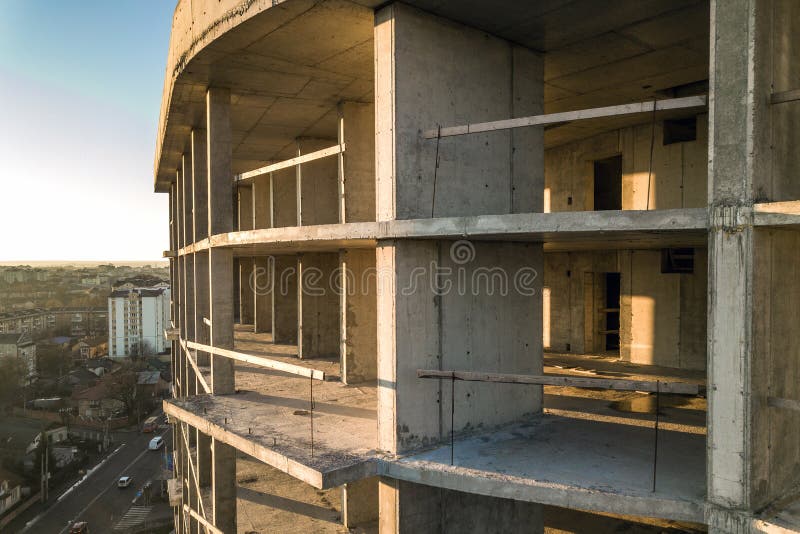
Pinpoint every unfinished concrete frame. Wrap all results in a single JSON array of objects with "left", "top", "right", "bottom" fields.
[{"left": 157, "top": 1, "right": 800, "bottom": 533}]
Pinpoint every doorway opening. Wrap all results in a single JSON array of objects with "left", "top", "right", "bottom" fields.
[{"left": 593, "top": 155, "right": 622, "bottom": 211}]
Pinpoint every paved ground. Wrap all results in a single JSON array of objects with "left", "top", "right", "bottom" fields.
[{"left": 12, "top": 415, "right": 173, "bottom": 534}]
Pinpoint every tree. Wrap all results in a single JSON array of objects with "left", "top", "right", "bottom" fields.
[
  {"left": 105, "top": 361, "right": 145, "bottom": 422},
  {"left": 0, "top": 357, "right": 26, "bottom": 408}
]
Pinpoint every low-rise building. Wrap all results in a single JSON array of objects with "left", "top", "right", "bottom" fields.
[
  {"left": 0, "top": 333, "right": 36, "bottom": 378},
  {"left": 0, "top": 468, "right": 24, "bottom": 518}
]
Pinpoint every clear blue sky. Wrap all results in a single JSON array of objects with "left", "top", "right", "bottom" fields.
[{"left": 0, "top": 1, "right": 175, "bottom": 262}]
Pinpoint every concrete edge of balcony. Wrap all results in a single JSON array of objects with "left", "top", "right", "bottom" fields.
[
  {"left": 163, "top": 396, "right": 379, "bottom": 490},
  {"left": 177, "top": 208, "right": 711, "bottom": 256}
]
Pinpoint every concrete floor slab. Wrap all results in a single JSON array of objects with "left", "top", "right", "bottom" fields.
[
  {"left": 384, "top": 413, "right": 706, "bottom": 523},
  {"left": 167, "top": 334, "right": 378, "bottom": 489}
]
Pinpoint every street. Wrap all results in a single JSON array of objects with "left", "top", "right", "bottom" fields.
[{"left": 14, "top": 420, "right": 173, "bottom": 534}]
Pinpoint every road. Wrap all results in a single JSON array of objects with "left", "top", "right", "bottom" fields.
[{"left": 17, "top": 421, "right": 173, "bottom": 534}]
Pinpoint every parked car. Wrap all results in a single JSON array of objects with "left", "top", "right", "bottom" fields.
[
  {"left": 69, "top": 522, "right": 89, "bottom": 533},
  {"left": 148, "top": 436, "right": 164, "bottom": 450},
  {"left": 117, "top": 476, "right": 133, "bottom": 488}
]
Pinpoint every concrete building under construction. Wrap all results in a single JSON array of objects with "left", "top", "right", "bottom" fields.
[{"left": 154, "top": 1, "right": 800, "bottom": 532}]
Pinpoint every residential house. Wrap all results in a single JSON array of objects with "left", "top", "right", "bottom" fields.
[{"left": 0, "top": 333, "right": 36, "bottom": 378}]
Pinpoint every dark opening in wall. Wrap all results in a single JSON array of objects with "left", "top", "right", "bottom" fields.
[
  {"left": 661, "top": 248, "right": 695, "bottom": 273},
  {"left": 663, "top": 117, "right": 697, "bottom": 145},
  {"left": 604, "top": 272, "right": 621, "bottom": 352},
  {"left": 593, "top": 155, "right": 622, "bottom": 211}
]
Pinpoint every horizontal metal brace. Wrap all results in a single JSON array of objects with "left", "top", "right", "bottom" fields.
[
  {"left": 417, "top": 369, "right": 703, "bottom": 395},
  {"left": 423, "top": 95, "right": 707, "bottom": 139}
]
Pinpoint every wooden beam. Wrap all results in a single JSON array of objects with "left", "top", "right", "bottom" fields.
[
  {"left": 180, "top": 339, "right": 212, "bottom": 394},
  {"left": 416, "top": 369, "right": 703, "bottom": 395},
  {"left": 768, "top": 396, "right": 800, "bottom": 412},
  {"left": 422, "top": 95, "right": 707, "bottom": 139},
  {"left": 236, "top": 144, "right": 346, "bottom": 182},
  {"left": 186, "top": 339, "right": 325, "bottom": 380},
  {"left": 770, "top": 89, "right": 800, "bottom": 105},
  {"left": 183, "top": 504, "right": 222, "bottom": 534}
]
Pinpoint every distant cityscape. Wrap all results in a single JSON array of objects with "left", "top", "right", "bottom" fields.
[{"left": 0, "top": 263, "right": 172, "bottom": 529}]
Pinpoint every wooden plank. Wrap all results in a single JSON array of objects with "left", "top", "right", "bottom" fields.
[
  {"left": 416, "top": 369, "right": 703, "bottom": 395},
  {"left": 186, "top": 340, "right": 325, "bottom": 381},
  {"left": 770, "top": 89, "right": 800, "bottom": 105},
  {"left": 180, "top": 339, "right": 212, "bottom": 394},
  {"left": 183, "top": 504, "right": 223, "bottom": 534},
  {"left": 236, "top": 144, "right": 346, "bottom": 182},
  {"left": 422, "top": 95, "right": 707, "bottom": 139},
  {"left": 768, "top": 396, "right": 800, "bottom": 412}
]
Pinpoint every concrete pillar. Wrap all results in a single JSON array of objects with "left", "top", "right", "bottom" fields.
[
  {"left": 379, "top": 478, "right": 542, "bottom": 534},
  {"left": 206, "top": 86, "right": 236, "bottom": 532},
  {"left": 254, "top": 257, "right": 272, "bottom": 334},
  {"left": 175, "top": 168, "right": 186, "bottom": 397},
  {"left": 298, "top": 252, "right": 339, "bottom": 359},
  {"left": 182, "top": 157, "right": 196, "bottom": 396},
  {"left": 272, "top": 255, "right": 298, "bottom": 345},
  {"left": 211, "top": 437, "right": 236, "bottom": 534},
  {"left": 196, "top": 428, "right": 211, "bottom": 488},
  {"left": 340, "top": 249, "right": 377, "bottom": 384},
  {"left": 339, "top": 102, "right": 375, "bottom": 223},
  {"left": 706, "top": 1, "right": 800, "bottom": 530},
  {"left": 374, "top": 4, "right": 544, "bottom": 532},
  {"left": 239, "top": 257, "right": 255, "bottom": 326},
  {"left": 192, "top": 130, "right": 211, "bottom": 368},
  {"left": 343, "top": 476, "right": 379, "bottom": 529}
]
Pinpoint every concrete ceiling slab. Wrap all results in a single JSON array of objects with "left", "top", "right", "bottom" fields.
[{"left": 155, "top": 0, "right": 710, "bottom": 189}]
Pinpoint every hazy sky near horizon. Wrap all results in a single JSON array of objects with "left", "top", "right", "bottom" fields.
[{"left": 0, "top": 1, "right": 175, "bottom": 261}]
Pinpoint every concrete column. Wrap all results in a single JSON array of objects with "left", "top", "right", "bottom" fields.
[
  {"left": 175, "top": 168, "right": 186, "bottom": 397},
  {"left": 297, "top": 253, "right": 339, "bottom": 359},
  {"left": 254, "top": 257, "right": 272, "bottom": 334},
  {"left": 182, "top": 157, "right": 196, "bottom": 396},
  {"left": 374, "top": 4, "right": 544, "bottom": 531},
  {"left": 207, "top": 86, "right": 236, "bottom": 532},
  {"left": 343, "top": 476, "right": 379, "bottom": 529},
  {"left": 340, "top": 249, "right": 377, "bottom": 384},
  {"left": 206, "top": 87, "right": 235, "bottom": 395},
  {"left": 192, "top": 130, "right": 211, "bottom": 368},
  {"left": 272, "top": 255, "right": 298, "bottom": 344},
  {"left": 706, "top": 1, "right": 800, "bottom": 530},
  {"left": 379, "top": 478, "right": 542, "bottom": 534},
  {"left": 211, "top": 437, "right": 236, "bottom": 534},
  {"left": 239, "top": 257, "right": 255, "bottom": 326},
  {"left": 196, "top": 428, "right": 211, "bottom": 488},
  {"left": 194, "top": 251, "right": 210, "bottom": 367}
]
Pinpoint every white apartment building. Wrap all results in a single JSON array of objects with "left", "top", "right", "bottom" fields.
[{"left": 108, "top": 287, "right": 170, "bottom": 358}]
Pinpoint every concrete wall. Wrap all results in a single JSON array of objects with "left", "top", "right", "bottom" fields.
[
  {"left": 298, "top": 252, "right": 339, "bottom": 359},
  {"left": 272, "top": 167, "right": 297, "bottom": 228},
  {"left": 379, "top": 479, "right": 543, "bottom": 534},
  {"left": 341, "top": 102, "right": 376, "bottom": 223},
  {"left": 543, "top": 249, "right": 707, "bottom": 370},
  {"left": 375, "top": 3, "right": 543, "bottom": 222},
  {"left": 299, "top": 138, "right": 339, "bottom": 226},
  {"left": 544, "top": 116, "right": 708, "bottom": 212},
  {"left": 272, "top": 255, "right": 298, "bottom": 345},
  {"left": 341, "top": 248, "right": 377, "bottom": 384}
]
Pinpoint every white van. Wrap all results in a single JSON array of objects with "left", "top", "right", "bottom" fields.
[{"left": 148, "top": 436, "right": 164, "bottom": 450}]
